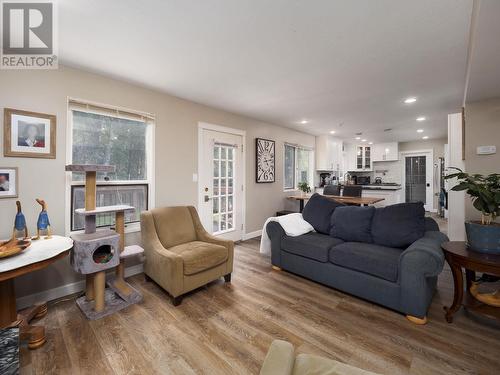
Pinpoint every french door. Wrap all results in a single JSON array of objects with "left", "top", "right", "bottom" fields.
[{"left": 198, "top": 127, "right": 244, "bottom": 241}]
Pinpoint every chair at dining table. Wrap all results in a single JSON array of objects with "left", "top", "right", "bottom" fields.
[
  {"left": 323, "top": 185, "right": 341, "bottom": 196},
  {"left": 342, "top": 185, "right": 362, "bottom": 197}
]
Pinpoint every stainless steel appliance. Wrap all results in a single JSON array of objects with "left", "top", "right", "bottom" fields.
[{"left": 356, "top": 176, "right": 370, "bottom": 185}]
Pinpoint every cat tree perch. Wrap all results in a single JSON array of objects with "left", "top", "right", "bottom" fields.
[{"left": 65, "top": 164, "right": 143, "bottom": 320}]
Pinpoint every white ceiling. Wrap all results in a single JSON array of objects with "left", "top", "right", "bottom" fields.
[{"left": 59, "top": 0, "right": 474, "bottom": 142}]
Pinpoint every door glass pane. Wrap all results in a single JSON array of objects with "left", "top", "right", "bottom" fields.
[
  {"left": 213, "top": 160, "right": 220, "bottom": 178},
  {"left": 213, "top": 178, "right": 219, "bottom": 196},
  {"left": 227, "top": 213, "right": 233, "bottom": 229},
  {"left": 221, "top": 160, "right": 227, "bottom": 177},
  {"left": 221, "top": 214, "right": 227, "bottom": 231},
  {"left": 213, "top": 197, "right": 219, "bottom": 214},
  {"left": 227, "top": 148, "right": 233, "bottom": 160},
  {"left": 213, "top": 214, "right": 219, "bottom": 232},
  {"left": 228, "top": 160, "right": 233, "bottom": 177},
  {"left": 405, "top": 156, "right": 426, "bottom": 204},
  {"left": 214, "top": 146, "right": 220, "bottom": 159},
  {"left": 221, "top": 147, "right": 227, "bottom": 160},
  {"left": 220, "top": 178, "right": 226, "bottom": 195},
  {"left": 364, "top": 146, "right": 371, "bottom": 168},
  {"left": 228, "top": 195, "right": 233, "bottom": 211}
]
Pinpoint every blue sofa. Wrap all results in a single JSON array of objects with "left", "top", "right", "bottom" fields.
[{"left": 266, "top": 195, "right": 448, "bottom": 323}]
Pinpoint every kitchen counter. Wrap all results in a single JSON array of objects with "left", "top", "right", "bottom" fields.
[{"left": 359, "top": 184, "right": 402, "bottom": 191}]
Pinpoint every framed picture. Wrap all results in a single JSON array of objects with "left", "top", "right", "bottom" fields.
[
  {"left": 256, "top": 138, "right": 275, "bottom": 183},
  {"left": 4, "top": 108, "right": 56, "bottom": 158},
  {"left": 0, "top": 167, "right": 18, "bottom": 199}
]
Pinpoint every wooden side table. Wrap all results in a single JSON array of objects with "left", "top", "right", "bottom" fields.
[
  {"left": 0, "top": 236, "right": 73, "bottom": 349},
  {"left": 442, "top": 241, "right": 500, "bottom": 323}
]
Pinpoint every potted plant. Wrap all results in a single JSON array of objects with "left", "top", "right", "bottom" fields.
[
  {"left": 297, "top": 182, "right": 311, "bottom": 197},
  {"left": 445, "top": 168, "right": 500, "bottom": 254}
]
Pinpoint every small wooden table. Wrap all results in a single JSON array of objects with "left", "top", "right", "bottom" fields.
[
  {"left": 442, "top": 241, "right": 500, "bottom": 323},
  {"left": 287, "top": 194, "right": 384, "bottom": 212},
  {"left": 0, "top": 236, "right": 73, "bottom": 349}
]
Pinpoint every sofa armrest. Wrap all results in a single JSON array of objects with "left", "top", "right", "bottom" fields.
[
  {"left": 266, "top": 221, "right": 286, "bottom": 267},
  {"left": 187, "top": 206, "right": 234, "bottom": 274},
  {"left": 260, "top": 340, "right": 295, "bottom": 375},
  {"left": 399, "top": 231, "right": 448, "bottom": 278},
  {"left": 398, "top": 231, "right": 448, "bottom": 317},
  {"left": 140, "top": 211, "right": 184, "bottom": 296}
]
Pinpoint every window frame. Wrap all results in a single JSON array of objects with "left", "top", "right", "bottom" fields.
[
  {"left": 65, "top": 99, "right": 155, "bottom": 235},
  {"left": 283, "top": 143, "right": 314, "bottom": 192}
]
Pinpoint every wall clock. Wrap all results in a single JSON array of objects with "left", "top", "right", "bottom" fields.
[{"left": 256, "top": 138, "right": 275, "bottom": 183}]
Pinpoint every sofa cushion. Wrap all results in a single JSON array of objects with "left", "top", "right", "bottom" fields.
[
  {"left": 282, "top": 233, "right": 344, "bottom": 262},
  {"left": 169, "top": 241, "right": 228, "bottom": 275},
  {"left": 302, "top": 193, "right": 344, "bottom": 234},
  {"left": 330, "top": 206, "right": 375, "bottom": 243},
  {"left": 329, "top": 242, "right": 402, "bottom": 282},
  {"left": 371, "top": 202, "right": 426, "bottom": 248}
]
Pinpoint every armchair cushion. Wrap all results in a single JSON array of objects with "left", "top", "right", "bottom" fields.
[
  {"left": 169, "top": 241, "right": 228, "bottom": 275},
  {"left": 152, "top": 206, "right": 197, "bottom": 248}
]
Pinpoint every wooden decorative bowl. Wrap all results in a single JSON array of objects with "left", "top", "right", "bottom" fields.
[{"left": 0, "top": 239, "right": 31, "bottom": 259}]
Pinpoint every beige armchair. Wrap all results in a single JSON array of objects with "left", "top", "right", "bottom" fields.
[
  {"left": 140, "top": 206, "right": 234, "bottom": 305},
  {"left": 260, "top": 340, "right": 378, "bottom": 375}
]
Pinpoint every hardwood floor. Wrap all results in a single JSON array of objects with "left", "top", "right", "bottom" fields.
[{"left": 20, "top": 238, "right": 500, "bottom": 374}]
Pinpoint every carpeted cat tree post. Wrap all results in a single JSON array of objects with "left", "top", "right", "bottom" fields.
[{"left": 66, "top": 164, "right": 143, "bottom": 320}]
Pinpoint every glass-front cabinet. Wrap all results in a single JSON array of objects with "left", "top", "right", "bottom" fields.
[{"left": 354, "top": 145, "right": 372, "bottom": 171}]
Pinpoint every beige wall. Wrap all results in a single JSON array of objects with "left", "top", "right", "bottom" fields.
[
  {"left": 464, "top": 97, "right": 500, "bottom": 221},
  {"left": 0, "top": 66, "right": 314, "bottom": 299}
]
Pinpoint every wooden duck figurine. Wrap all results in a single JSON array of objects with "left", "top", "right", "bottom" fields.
[
  {"left": 12, "top": 200, "right": 29, "bottom": 240},
  {"left": 33, "top": 198, "right": 52, "bottom": 240}
]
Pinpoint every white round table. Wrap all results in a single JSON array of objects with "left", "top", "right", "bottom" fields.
[{"left": 0, "top": 236, "right": 73, "bottom": 349}]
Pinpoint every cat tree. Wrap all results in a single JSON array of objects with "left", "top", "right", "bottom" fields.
[{"left": 65, "top": 164, "right": 143, "bottom": 320}]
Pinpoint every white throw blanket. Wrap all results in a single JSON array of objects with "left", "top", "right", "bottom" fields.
[{"left": 259, "top": 213, "right": 314, "bottom": 255}]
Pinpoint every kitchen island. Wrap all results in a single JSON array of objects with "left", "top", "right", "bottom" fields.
[{"left": 315, "top": 184, "right": 402, "bottom": 207}]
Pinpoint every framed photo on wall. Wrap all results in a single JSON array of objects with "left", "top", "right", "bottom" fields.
[
  {"left": 4, "top": 108, "right": 56, "bottom": 158},
  {"left": 0, "top": 167, "right": 18, "bottom": 199},
  {"left": 256, "top": 138, "right": 275, "bottom": 183}
]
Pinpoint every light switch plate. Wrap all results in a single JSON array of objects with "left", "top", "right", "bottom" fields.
[{"left": 476, "top": 145, "right": 496, "bottom": 155}]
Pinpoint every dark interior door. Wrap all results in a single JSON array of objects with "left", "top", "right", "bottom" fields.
[{"left": 405, "top": 156, "right": 426, "bottom": 203}]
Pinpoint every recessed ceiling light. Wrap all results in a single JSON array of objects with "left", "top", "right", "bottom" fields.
[
  {"left": 422, "top": 136, "right": 429, "bottom": 140},
  {"left": 355, "top": 136, "right": 361, "bottom": 140},
  {"left": 368, "top": 142, "right": 373, "bottom": 145},
  {"left": 417, "top": 129, "right": 424, "bottom": 133},
  {"left": 404, "top": 97, "right": 417, "bottom": 104},
  {"left": 416, "top": 116, "right": 426, "bottom": 122},
  {"left": 330, "top": 130, "right": 336, "bottom": 134},
  {"left": 300, "top": 120, "right": 309, "bottom": 124},
  {"left": 361, "top": 139, "right": 367, "bottom": 142}
]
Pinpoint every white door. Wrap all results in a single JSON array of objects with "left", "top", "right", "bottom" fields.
[
  {"left": 198, "top": 128, "right": 244, "bottom": 241},
  {"left": 401, "top": 152, "right": 434, "bottom": 211}
]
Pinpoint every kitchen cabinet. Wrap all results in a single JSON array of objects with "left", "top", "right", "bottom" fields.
[
  {"left": 372, "top": 142, "right": 399, "bottom": 162},
  {"left": 316, "top": 135, "right": 343, "bottom": 172},
  {"left": 345, "top": 143, "right": 372, "bottom": 171},
  {"left": 362, "top": 189, "right": 402, "bottom": 207}
]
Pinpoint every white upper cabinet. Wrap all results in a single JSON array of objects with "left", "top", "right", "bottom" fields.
[
  {"left": 372, "top": 142, "right": 399, "bottom": 162},
  {"left": 345, "top": 143, "right": 372, "bottom": 171},
  {"left": 316, "top": 135, "right": 343, "bottom": 171}
]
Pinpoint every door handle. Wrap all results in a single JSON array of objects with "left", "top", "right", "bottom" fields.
[{"left": 204, "top": 195, "right": 213, "bottom": 202}]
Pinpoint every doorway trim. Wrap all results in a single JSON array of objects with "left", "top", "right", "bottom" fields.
[
  {"left": 197, "top": 122, "right": 246, "bottom": 240},
  {"left": 400, "top": 149, "right": 435, "bottom": 212}
]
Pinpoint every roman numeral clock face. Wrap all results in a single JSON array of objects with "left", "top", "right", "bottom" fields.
[{"left": 256, "top": 138, "right": 275, "bottom": 182}]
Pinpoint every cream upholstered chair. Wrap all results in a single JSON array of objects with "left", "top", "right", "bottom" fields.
[{"left": 140, "top": 206, "right": 233, "bottom": 305}]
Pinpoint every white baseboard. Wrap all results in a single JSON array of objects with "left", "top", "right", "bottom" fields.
[
  {"left": 16, "top": 263, "right": 144, "bottom": 310},
  {"left": 243, "top": 229, "right": 262, "bottom": 240}
]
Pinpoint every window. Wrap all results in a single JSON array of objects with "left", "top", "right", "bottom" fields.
[
  {"left": 284, "top": 144, "right": 314, "bottom": 190},
  {"left": 68, "top": 100, "right": 154, "bottom": 232}
]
